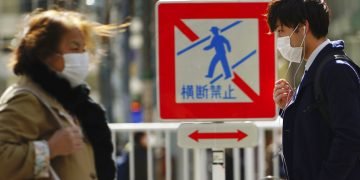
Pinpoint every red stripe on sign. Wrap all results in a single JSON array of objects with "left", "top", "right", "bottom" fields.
[
  {"left": 232, "top": 72, "right": 259, "bottom": 102},
  {"left": 174, "top": 19, "right": 199, "bottom": 42}
]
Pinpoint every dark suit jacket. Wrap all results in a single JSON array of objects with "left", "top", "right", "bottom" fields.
[{"left": 281, "top": 40, "right": 360, "bottom": 180}]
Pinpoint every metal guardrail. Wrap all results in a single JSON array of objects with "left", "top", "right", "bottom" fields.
[{"left": 109, "top": 118, "right": 283, "bottom": 180}]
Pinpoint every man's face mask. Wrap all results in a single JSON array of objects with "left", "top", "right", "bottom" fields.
[{"left": 277, "top": 24, "right": 306, "bottom": 63}]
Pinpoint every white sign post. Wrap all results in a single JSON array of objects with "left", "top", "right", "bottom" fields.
[{"left": 178, "top": 122, "right": 258, "bottom": 180}]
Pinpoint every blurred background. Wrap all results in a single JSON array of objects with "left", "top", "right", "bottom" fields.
[
  {"left": 0, "top": 0, "right": 359, "bottom": 180},
  {"left": 1, "top": 0, "right": 359, "bottom": 124},
  {"left": 0, "top": 0, "right": 157, "bottom": 124}
]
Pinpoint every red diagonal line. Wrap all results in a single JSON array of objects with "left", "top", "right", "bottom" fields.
[
  {"left": 232, "top": 72, "right": 259, "bottom": 102},
  {"left": 174, "top": 19, "right": 199, "bottom": 42}
]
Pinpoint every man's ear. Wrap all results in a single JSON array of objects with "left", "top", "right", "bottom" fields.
[{"left": 304, "top": 20, "right": 310, "bottom": 34}]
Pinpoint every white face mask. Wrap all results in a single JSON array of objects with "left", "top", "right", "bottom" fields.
[
  {"left": 58, "top": 52, "right": 89, "bottom": 87},
  {"left": 277, "top": 25, "right": 306, "bottom": 63}
]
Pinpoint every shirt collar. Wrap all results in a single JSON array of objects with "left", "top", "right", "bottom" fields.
[{"left": 305, "top": 39, "right": 331, "bottom": 71}]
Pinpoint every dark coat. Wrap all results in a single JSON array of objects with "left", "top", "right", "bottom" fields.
[{"left": 281, "top": 40, "right": 360, "bottom": 180}]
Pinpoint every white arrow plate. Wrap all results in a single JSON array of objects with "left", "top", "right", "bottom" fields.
[{"left": 177, "top": 122, "right": 258, "bottom": 149}]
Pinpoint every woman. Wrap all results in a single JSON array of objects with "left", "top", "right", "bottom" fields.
[{"left": 0, "top": 9, "right": 121, "bottom": 179}]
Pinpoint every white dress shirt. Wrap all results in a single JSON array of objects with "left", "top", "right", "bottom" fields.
[{"left": 304, "top": 39, "right": 331, "bottom": 71}]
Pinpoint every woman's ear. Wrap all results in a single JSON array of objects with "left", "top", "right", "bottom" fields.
[{"left": 45, "top": 53, "right": 65, "bottom": 72}]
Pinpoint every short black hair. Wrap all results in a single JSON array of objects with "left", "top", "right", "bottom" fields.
[
  {"left": 304, "top": 1, "right": 330, "bottom": 38},
  {"left": 266, "top": 0, "right": 330, "bottom": 39},
  {"left": 267, "top": 0, "right": 306, "bottom": 31}
]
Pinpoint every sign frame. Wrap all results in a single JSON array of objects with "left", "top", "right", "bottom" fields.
[{"left": 156, "top": 1, "right": 276, "bottom": 120}]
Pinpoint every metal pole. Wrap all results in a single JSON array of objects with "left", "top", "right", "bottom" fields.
[
  {"left": 182, "top": 148, "right": 190, "bottom": 180},
  {"left": 129, "top": 132, "right": 135, "bottom": 180},
  {"left": 245, "top": 147, "right": 255, "bottom": 180},
  {"left": 146, "top": 130, "right": 154, "bottom": 180},
  {"left": 212, "top": 148, "right": 225, "bottom": 180},
  {"left": 193, "top": 149, "right": 202, "bottom": 180},
  {"left": 258, "top": 128, "right": 266, "bottom": 179},
  {"left": 98, "top": 0, "right": 115, "bottom": 122},
  {"left": 165, "top": 131, "right": 172, "bottom": 180},
  {"left": 118, "top": 0, "right": 132, "bottom": 123},
  {"left": 233, "top": 148, "right": 241, "bottom": 180}
]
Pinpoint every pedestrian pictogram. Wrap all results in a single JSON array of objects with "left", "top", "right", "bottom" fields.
[
  {"left": 156, "top": 1, "right": 276, "bottom": 120},
  {"left": 204, "top": 26, "right": 232, "bottom": 80}
]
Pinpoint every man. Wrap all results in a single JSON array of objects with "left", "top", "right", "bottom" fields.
[{"left": 267, "top": 0, "right": 360, "bottom": 179}]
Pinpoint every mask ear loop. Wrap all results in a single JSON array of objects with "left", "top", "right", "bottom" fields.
[
  {"left": 281, "top": 24, "right": 301, "bottom": 109},
  {"left": 289, "top": 24, "right": 300, "bottom": 38},
  {"left": 283, "top": 61, "right": 293, "bottom": 109},
  {"left": 278, "top": 23, "right": 300, "bottom": 83},
  {"left": 278, "top": 26, "right": 294, "bottom": 113},
  {"left": 292, "top": 26, "right": 307, "bottom": 90},
  {"left": 279, "top": 25, "right": 302, "bottom": 111},
  {"left": 280, "top": 25, "right": 306, "bottom": 111},
  {"left": 275, "top": 30, "right": 292, "bottom": 118}
]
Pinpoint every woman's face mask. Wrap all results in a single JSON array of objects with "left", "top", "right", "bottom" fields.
[
  {"left": 58, "top": 52, "right": 89, "bottom": 87},
  {"left": 277, "top": 24, "right": 306, "bottom": 63}
]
